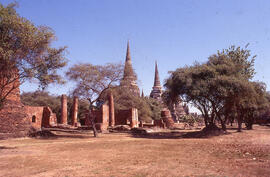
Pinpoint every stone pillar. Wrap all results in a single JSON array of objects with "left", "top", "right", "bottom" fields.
[
  {"left": 60, "top": 94, "right": 67, "bottom": 124},
  {"left": 71, "top": 97, "right": 78, "bottom": 126},
  {"left": 130, "top": 108, "right": 139, "bottom": 128},
  {"left": 108, "top": 92, "right": 115, "bottom": 126}
]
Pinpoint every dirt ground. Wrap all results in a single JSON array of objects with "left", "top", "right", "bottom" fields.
[{"left": 0, "top": 125, "right": 269, "bottom": 177}]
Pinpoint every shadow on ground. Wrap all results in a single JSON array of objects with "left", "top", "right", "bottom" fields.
[
  {"left": 0, "top": 146, "right": 16, "bottom": 150},
  {"left": 26, "top": 124, "right": 270, "bottom": 140},
  {"left": 130, "top": 129, "right": 230, "bottom": 139},
  {"left": 29, "top": 129, "right": 92, "bottom": 140}
]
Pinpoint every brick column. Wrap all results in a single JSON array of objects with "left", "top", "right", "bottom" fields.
[
  {"left": 130, "top": 108, "right": 138, "bottom": 128},
  {"left": 161, "top": 108, "right": 175, "bottom": 128},
  {"left": 71, "top": 97, "right": 78, "bottom": 126},
  {"left": 108, "top": 92, "right": 115, "bottom": 126},
  {"left": 60, "top": 94, "right": 67, "bottom": 124}
]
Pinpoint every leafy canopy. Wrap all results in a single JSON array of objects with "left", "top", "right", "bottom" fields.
[
  {"left": 66, "top": 62, "right": 123, "bottom": 105},
  {"left": 0, "top": 3, "right": 67, "bottom": 107},
  {"left": 165, "top": 45, "right": 265, "bottom": 131}
]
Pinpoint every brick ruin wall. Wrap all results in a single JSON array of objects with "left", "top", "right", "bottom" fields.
[
  {"left": 0, "top": 101, "right": 30, "bottom": 136},
  {"left": 115, "top": 108, "right": 139, "bottom": 128},
  {"left": 0, "top": 70, "right": 30, "bottom": 136},
  {"left": 0, "top": 70, "right": 58, "bottom": 136},
  {"left": 82, "top": 104, "right": 139, "bottom": 130},
  {"left": 161, "top": 109, "right": 175, "bottom": 128},
  {"left": 1, "top": 68, "right": 171, "bottom": 136},
  {"left": 42, "top": 107, "right": 57, "bottom": 128},
  {"left": 115, "top": 109, "right": 129, "bottom": 125},
  {"left": 84, "top": 104, "right": 109, "bottom": 131},
  {"left": 24, "top": 106, "right": 44, "bottom": 130},
  {"left": 0, "top": 103, "right": 58, "bottom": 136}
]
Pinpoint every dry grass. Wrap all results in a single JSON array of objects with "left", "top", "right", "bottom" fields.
[{"left": 0, "top": 125, "right": 270, "bottom": 177}]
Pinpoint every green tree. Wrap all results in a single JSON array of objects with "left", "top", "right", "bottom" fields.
[
  {"left": 233, "top": 82, "right": 269, "bottom": 131},
  {"left": 144, "top": 97, "right": 162, "bottom": 121},
  {"left": 165, "top": 45, "right": 260, "bottom": 131},
  {"left": 0, "top": 3, "right": 67, "bottom": 108}
]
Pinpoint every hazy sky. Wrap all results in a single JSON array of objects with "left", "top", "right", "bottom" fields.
[{"left": 2, "top": 0, "right": 270, "bottom": 97}]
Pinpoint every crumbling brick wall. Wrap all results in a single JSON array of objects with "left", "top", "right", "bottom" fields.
[
  {"left": 154, "top": 119, "right": 166, "bottom": 128},
  {"left": 161, "top": 109, "right": 175, "bottom": 128},
  {"left": 92, "top": 104, "right": 109, "bottom": 131},
  {"left": 82, "top": 104, "right": 109, "bottom": 131},
  {"left": 42, "top": 107, "right": 57, "bottom": 128},
  {"left": 24, "top": 106, "right": 44, "bottom": 130},
  {"left": 0, "top": 100, "right": 30, "bottom": 136},
  {"left": 0, "top": 73, "right": 57, "bottom": 136},
  {"left": 115, "top": 108, "right": 138, "bottom": 128}
]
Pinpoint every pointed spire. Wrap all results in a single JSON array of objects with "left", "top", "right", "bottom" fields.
[
  {"left": 141, "top": 89, "right": 144, "bottom": 98},
  {"left": 120, "top": 41, "right": 140, "bottom": 96},
  {"left": 123, "top": 40, "right": 135, "bottom": 80},
  {"left": 154, "top": 61, "right": 161, "bottom": 87},
  {"left": 126, "top": 40, "right": 131, "bottom": 62}
]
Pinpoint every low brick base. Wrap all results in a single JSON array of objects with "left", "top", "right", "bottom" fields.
[{"left": 0, "top": 100, "right": 32, "bottom": 137}]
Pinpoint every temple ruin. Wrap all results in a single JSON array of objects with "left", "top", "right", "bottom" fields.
[
  {"left": 0, "top": 41, "right": 189, "bottom": 137},
  {"left": 120, "top": 41, "right": 140, "bottom": 96},
  {"left": 150, "top": 61, "right": 163, "bottom": 100}
]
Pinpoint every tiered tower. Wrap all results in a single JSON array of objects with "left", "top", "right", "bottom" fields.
[
  {"left": 150, "top": 61, "right": 163, "bottom": 100},
  {"left": 120, "top": 41, "right": 140, "bottom": 96}
]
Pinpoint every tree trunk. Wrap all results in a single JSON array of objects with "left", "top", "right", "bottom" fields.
[
  {"left": 237, "top": 117, "right": 242, "bottom": 132},
  {"left": 90, "top": 116, "right": 98, "bottom": 137},
  {"left": 221, "top": 120, "right": 227, "bottom": 131},
  {"left": 246, "top": 121, "right": 253, "bottom": 130},
  {"left": 204, "top": 117, "right": 208, "bottom": 127},
  {"left": 88, "top": 103, "right": 98, "bottom": 137}
]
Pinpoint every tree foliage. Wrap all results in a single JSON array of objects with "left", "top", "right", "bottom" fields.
[
  {"left": 66, "top": 63, "right": 123, "bottom": 104},
  {"left": 0, "top": 3, "right": 67, "bottom": 108},
  {"left": 165, "top": 45, "right": 269, "bottom": 131}
]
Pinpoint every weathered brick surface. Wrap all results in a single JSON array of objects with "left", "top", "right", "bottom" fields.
[
  {"left": 154, "top": 119, "right": 166, "bottom": 128},
  {"left": 0, "top": 69, "right": 58, "bottom": 137},
  {"left": 0, "top": 89, "right": 57, "bottom": 137},
  {"left": 60, "top": 94, "right": 67, "bottom": 124},
  {"left": 161, "top": 109, "right": 175, "bottom": 128},
  {"left": 42, "top": 107, "right": 57, "bottom": 128},
  {"left": 0, "top": 101, "right": 59, "bottom": 137},
  {"left": 82, "top": 104, "right": 109, "bottom": 131},
  {"left": 24, "top": 106, "right": 44, "bottom": 130},
  {"left": 108, "top": 93, "right": 115, "bottom": 126},
  {"left": 115, "top": 108, "right": 138, "bottom": 128},
  {"left": 130, "top": 108, "right": 138, "bottom": 128},
  {"left": 93, "top": 104, "right": 109, "bottom": 131},
  {"left": 71, "top": 97, "right": 78, "bottom": 126},
  {"left": 0, "top": 100, "right": 30, "bottom": 136}
]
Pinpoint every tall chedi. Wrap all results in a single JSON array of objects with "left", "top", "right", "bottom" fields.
[
  {"left": 150, "top": 61, "right": 163, "bottom": 100},
  {"left": 120, "top": 41, "right": 140, "bottom": 96}
]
